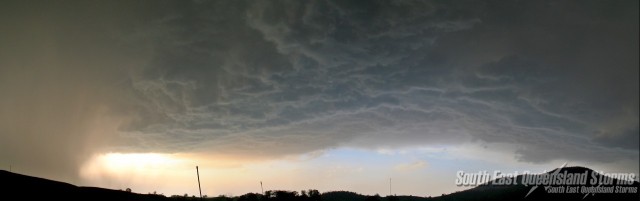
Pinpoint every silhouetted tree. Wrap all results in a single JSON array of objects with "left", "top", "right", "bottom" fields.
[
  {"left": 265, "top": 190, "right": 273, "bottom": 199},
  {"left": 364, "top": 194, "right": 381, "bottom": 201},
  {"left": 275, "top": 190, "right": 298, "bottom": 200},
  {"left": 307, "top": 189, "right": 321, "bottom": 201},
  {"left": 386, "top": 195, "right": 399, "bottom": 201},
  {"left": 237, "top": 193, "right": 261, "bottom": 201}
]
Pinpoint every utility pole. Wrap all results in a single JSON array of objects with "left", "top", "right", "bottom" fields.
[
  {"left": 260, "top": 181, "right": 264, "bottom": 195},
  {"left": 196, "top": 166, "right": 202, "bottom": 200}
]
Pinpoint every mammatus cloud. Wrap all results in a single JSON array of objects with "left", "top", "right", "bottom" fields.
[{"left": 0, "top": 0, "right": 637, "bottom": 185}]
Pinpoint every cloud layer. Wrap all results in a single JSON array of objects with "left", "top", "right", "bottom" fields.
[{"left": 1, "top": 0, "right": 638, "bottom": 183}]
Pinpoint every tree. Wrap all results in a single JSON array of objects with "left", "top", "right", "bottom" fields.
[
  {"left": 237, "top": 193, "right": 261, "bottom": 201},
  {"left": 364, "top": 194, "right": 381, "bottom": 201},
  {"left": 265, "top": 190, "right": 273, "bottom": 198},
  {"left": 307, "top": 189, "right": 321, "bottom": 201},
  {"left": 274, "top": 190, "right": 298, "bottom": 200}
]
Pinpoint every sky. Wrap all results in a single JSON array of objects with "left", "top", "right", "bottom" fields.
[{"left": 0, "top": 0, "right": 638, "bottom": 197}]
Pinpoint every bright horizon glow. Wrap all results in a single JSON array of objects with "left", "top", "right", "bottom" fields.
[
  {"left": 76, "top": 146, "right": 639, "bottom": 197},
  {"left": 80, "top": 152, "right": 220, "bottom": 196},
  {"left": 75, "top": 146, "right": 630, "bottom": 197},
  {"left": 99, "top": 153, "right": 183, "bottom": 172}
]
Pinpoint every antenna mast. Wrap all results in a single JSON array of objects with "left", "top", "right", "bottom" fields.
[{"left": 389, "top": 177, "right": 392, "bottom": 196}]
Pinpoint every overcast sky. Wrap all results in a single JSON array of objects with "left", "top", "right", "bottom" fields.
[{"left": 1, "top": 0, "right": 638, "bottom": 197}]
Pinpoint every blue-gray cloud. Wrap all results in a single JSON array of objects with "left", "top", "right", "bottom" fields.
[
  {"left": 104, "top": 0, "right": 639, "bottom": 166},
  {"left": 1, "top": 0, "right": 637, "bottom": 181}
]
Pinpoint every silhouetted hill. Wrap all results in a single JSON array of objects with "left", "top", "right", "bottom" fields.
[
  {"left": 322, "top": 191, "right": 366, "bottom": 201},
  {"left": 1, "top": 167, "right": 638, "bottom": 201},
  {"left": 0, "top": 170, "right": 167, "bottom": 201},
  {"left": 321, "top": 191, "right": 430, "bottom": 201},
  {"left": 318, "top": 192, "right": 436, "bottom": 201},
  {"left": 432, "top": 166, "right": 639, "bottom": 201},
  {"left": 320, "top": 167, "right": 639, "bottom": 201}
]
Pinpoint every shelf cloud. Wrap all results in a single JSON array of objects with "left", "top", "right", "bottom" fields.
[{"left": 1, "top": 0, "right": 637, "bottom": 189}]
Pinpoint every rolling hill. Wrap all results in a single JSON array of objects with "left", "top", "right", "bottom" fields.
[{"left": 1, "top": 166, "right": 638, "bottom": 201}]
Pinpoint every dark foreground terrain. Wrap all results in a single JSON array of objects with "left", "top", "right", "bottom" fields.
[{"left": 1, "top": 167, "right": 638, "bottom": 201}]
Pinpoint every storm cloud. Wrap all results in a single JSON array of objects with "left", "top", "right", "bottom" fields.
[{"left": 1, "top": 0, "right": 638, "bottom": 183}]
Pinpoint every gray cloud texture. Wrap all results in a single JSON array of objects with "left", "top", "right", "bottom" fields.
[{"left": 1, "top": 0, "right": 638, "bottom": 182}]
